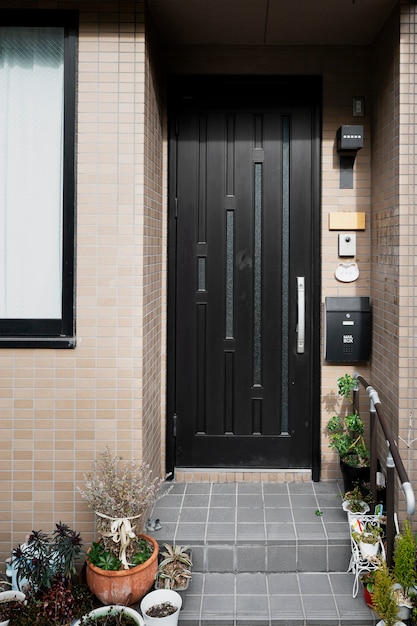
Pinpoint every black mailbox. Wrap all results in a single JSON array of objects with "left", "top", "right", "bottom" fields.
[
  {"left": 337, "top": 125, "right": 364, "bottom": 152},
  {"left": 325, "top": 297, "right": 371, "bottom": 362}
]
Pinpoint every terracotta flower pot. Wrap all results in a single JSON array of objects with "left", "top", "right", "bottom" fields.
[{"left": 86, "top": 534, "right": 159, "bottom": 606}]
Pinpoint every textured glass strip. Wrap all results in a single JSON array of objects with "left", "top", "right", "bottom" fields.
[
  {"left": 224, "top": 351, "right": 234, "bottom": 433},
  {"left": 198, "top": 257, "right": 206, "bottom": 291},
  {"left": 253, "top": 163, "right": 262, "bottom": 385},
  {"left": 225, "top": 210, "right": 234, "bottom": 338},
  {"left": 281, "top": 117, "right": 290, "bottom": 434},
  {"left": 196, "top": 304, "right": 207, "bottom": 433},
  {"left": 198, "top": 116, "right": 207, "bottom": 243}
]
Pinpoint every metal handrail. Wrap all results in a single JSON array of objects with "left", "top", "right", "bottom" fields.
[{"left": 353, "top": 373, "right": 415, "bottom": 565}]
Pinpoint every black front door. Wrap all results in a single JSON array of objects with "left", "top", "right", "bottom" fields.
[{"left": 167, "top": 76, "right": 321, "bottom": 473}]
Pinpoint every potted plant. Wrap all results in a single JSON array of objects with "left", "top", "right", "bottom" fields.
[
  {"left": 78, "top": 448, "right": 170, "bottom": 606},
  {"left": 5, "top": 523, "right": 93, "bottom": 626},
  {"left": 0, "top": 589, "right": 25, "bottom": 626},
  {"left": 392, "top": 584, "right": 414, "bottom": 621},
  {"left": 326, "top": 374, "right": 370, "bottom": 491},
  {"left": 393, "top": 520, "right": 417, "bottom": 592},
  {"left": 140, "top": 589, "right": 182, "bottom": 626},
  {"left": 154, "top": 544, "right": 192, "bottom": 591},
  {"left": 371, "top": 559, "right": 408, "bottom": 626},
  {"left": 360, "top": 570, "right": 376, "bottom": 607},
  {"left": 352, "top": 521, "right": 384, "bottom": 559},
  {"left": 342, "top": 483, "right": 370, "bottom": 514},
  {"left": 73, "top": 605, "right": 144, "bottom": 626}
]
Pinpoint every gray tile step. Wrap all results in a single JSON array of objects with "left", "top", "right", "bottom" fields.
[
  {"left": 177, "top": 572, "right": 375, "bottom": 626},
  {"left": 150, "top": 481, "right": 351, "bottom": 573},
  {"left": 149, "top": 482, "right": 375, "bottom": 625}
]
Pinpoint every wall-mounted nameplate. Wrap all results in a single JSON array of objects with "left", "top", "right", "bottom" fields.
[{"left": 329, "top": 212, "right": 365, "bottom": 230}]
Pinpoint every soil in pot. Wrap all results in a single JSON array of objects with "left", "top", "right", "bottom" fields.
[
  {"left": 145, "top": 602, "right": 177, "bottom": 618},
  {"left": 81, "top": 614, "right": 137, "bottom": 626}
]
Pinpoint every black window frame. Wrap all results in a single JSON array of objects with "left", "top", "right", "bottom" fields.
[{"left": 0, "top": 10, "right": 77, "bottom": 348}]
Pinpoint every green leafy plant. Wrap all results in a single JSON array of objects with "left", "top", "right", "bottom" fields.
[
  {"left": 7, "top": 523, "right": 93, "bottom": 626},
  {"left": 393, "top": 519, "right": 417, "bottom": 590},
  {"left": 12, "top": 522, "right": 83, "bottom": 591},
  {"left": 130, "top": 538, "right": 153, "bottom": 566},
  {"left": 361, "top": 569, "right": 376, "bottom": 593},
  {"left": 352, "top": 522, "right": 384, "bottom": 546},
  {"left": 155, "top": 544, "right": 192, "bottom": 590},
  {"left": 371, "top": 559, "right": 401, "bottom": 626},
  {"left": 326, "top": 374, "right": 370, "bottom": 468},
  {"left": 343, "top": 483, "right": 372, "bottom": 513},
  {"left": 88, "top": 537, "right": 152, "bottom": 571},
  {"left": 88, "top": 542, "right": 122, "bottom": 571}
]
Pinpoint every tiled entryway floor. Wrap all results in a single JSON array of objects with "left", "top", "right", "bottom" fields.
[{"left": 148, "top": 480, "right": 376, "bottom": 625}]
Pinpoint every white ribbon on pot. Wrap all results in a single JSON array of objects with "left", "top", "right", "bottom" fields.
[{"left": 95, "top": 511, "right": 142, "bottom": 569}]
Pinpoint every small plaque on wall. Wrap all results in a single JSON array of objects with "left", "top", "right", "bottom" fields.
[{"left": 328, "top": 212, "right": 366, "bottom": 230}]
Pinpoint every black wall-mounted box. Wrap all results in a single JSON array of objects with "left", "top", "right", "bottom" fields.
[
  {"left": 337, "top": 125, "right": 364, "bottom": 151},
  {"left": 325, "top": 297, "right": 371, "bottom": 362}
]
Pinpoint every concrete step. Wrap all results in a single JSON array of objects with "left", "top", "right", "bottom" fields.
[{"left": 148, "top": 481, "right": 376, "bottom": 625}]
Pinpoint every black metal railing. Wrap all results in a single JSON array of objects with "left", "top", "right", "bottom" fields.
[{"left": 353, "top": 373, "right": 415, "bottom": 565}]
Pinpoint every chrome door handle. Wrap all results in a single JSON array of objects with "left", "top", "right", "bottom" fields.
[{"left": 296, "top": 276, "right": 305, "bottom": 354}]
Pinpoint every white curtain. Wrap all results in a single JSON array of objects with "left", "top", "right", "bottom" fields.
[{"left": 0, "top": 27, "right": 64, "bottom": 319}]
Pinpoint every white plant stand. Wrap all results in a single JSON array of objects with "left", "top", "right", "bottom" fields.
[{"left": 347, "top": 513, "right": 386, "bottom": 598}]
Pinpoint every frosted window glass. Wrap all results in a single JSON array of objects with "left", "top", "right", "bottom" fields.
[{"left": 0, "top": 27, "right": 64, "bottom": 318}]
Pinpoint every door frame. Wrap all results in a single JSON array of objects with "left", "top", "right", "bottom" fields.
[{"left": 166, "top": 75, "right": 322, "bottom": 480}]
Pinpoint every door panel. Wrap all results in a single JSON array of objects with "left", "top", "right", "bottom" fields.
[{"left": 168, "top": 77, "right": 321, "bottom": 470}]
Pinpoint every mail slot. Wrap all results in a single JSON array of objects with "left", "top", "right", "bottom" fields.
[{"left": 325, "top": 297, "right": 371, "bottom": 362}]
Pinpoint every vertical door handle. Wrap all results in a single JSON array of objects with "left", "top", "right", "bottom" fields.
[{"left": 296, "top": 276, "right": 305, "bottom": 354}]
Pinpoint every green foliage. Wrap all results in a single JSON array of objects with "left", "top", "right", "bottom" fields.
[
  {"left": 352, "top": 522, "right": 384, "bottom": 546},
  {"left": 343, "top": 482, "right": 372, "bottom": 512},
  {"left": 371, "top": 560, "right": 400, "bottom": 626},
  {"left": 393, "top": 519, "right": 417, "bottom": 589},
  {"left": 12, "top": 523, "right": 83, "bottom": 592},
  {"left": 326, "top": 374, "right": 369, "bottom": 468},
  {"left": 88, "top": 542, "right": 122, "bottom": 571},
  {"left": 129, "top": 538, "right": 153, "bottom": 566},
  {"left": 88, "top": 537, "right": 153, "bottom": 570},
  {"left": 8, "top": 524, "right": 93, "bottom": 626},
  {"left": 337, "top": 373, "right": 357, "bottom": 398}
]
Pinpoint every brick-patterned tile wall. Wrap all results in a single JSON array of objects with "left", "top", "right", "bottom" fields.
[
  {"left": 0, "top": 0, "right": 168, "bottom": 561},
  {"left": 370, "top": 2, "right": 417, "bottom": 517}
]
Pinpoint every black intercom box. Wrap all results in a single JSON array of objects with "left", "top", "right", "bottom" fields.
[{"left": 325, "top": 297, "right": 371, "bottom": 362}]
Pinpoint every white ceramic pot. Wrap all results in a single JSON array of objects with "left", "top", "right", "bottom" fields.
[
  {"left": 140, "top": 589, "right": 182, "bottom": 626},
  {"left": 0, "top": 590, "right": 25, "bottom": 626},
  {"left": 72, "top": 605, "right": 144, "bottom": 626},
  {"left": 376, "top": 621, "right": 407, "bottom": 626},
  {"left": 359, "top": 537, "right": 380, "bottom": 559},
  {"left": 342, "top": 500, "right": 370, "bottom": 514}
]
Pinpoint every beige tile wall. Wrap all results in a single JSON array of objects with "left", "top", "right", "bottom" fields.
[
  {"left": 0, "top": 0, "right": 167, "bottom": 562},
  {"left": 369, "top": 2, "right": 417, "bottom": 516}
]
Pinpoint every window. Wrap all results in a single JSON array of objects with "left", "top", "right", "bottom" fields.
[{"left": 0, "top": 11, "right": 77, "bottom": 347}]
